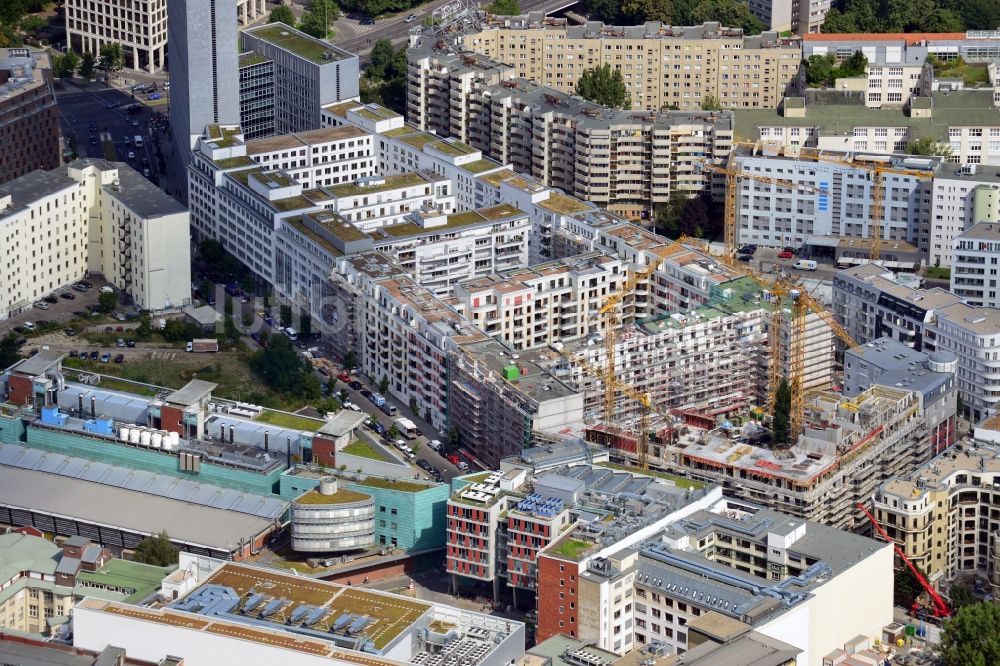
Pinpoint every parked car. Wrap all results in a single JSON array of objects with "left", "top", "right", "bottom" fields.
[
  {"left": 43, "top": 294, "right": 58, "bottom": 304},
  {"left": 349, "top": 380, "right": 362, "bottom": 390},
  {"left": 148, "top": 93, "right": 162, "bottom": 101},
  {"left": 104, "top": 326, "right": 113, "bottom": 333},
  {"left": 89, "top": 136, "right": 97, "bottom": 145},
  {"left": 416, "top": 459, "right": 434, "bottom": 473},
  {"left": 738, "top": 254, "right": 752, "bottom": 262},
  {"left": 428, "top": 439, "right": 442, "bottom": 452},
  {"left": 127, "top": 151, "right": 135, "bottom": 160},
  {"left": 88, "top": 350, "right": 99, "bottom": 360},
  {"left": 100, "top": 353, "right": 111, "bottom": 363},
  {"left": 65, "top": 328, "right": 76, "bottom": 337},
  {"left": 457, "top": 461, "right": 469, "bottom": 471},
  {"left": 360, "top": 16, "right": 375, "bottom": 24},
  {"left": 126, "top": 339, "right": 135, "bottom": 347},
  {"left": 80, "top": 280, "right": 93, "bottom": 288},
  {"left": 60, "top": 292, "right": 76, "bottom": 300},
  {"left": 113, "top": 354, "right": 125, "bottom": 363},
  {"left": 778, "top": 250, "right": 794, "bottom": 259},
  {"left": 33, "top": 301, "right": 49, "bottom": 310},
  {"left": 78, "top": 349, "right": 88, "bottom": 359},
  {"left": 360, "top": 389, "right": 373, "bottom": 400},
  {"left": 446, "top": 453, "right": 460, "bottom": 465},
  {"left": 69, "top": 350, "right": 79, "bottom": 358},
  {"left": 116, "top": 338, "right": 126, "bottom": 347},
  {"left": 337, "top": 371, "right": 351, "bottom": 382},
  {"left": 343, "top": 401, "right": 362, "bottom": 412},
  {"left": 72, "top": 283, "right": 88, "bottom": 292},
  {"left": 405, "top": 13, "right": 417, "bottom": 22}
]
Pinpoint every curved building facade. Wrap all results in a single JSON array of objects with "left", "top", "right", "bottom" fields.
[{"left": 290, "top": 478, "right": 375, "bottom": 552}]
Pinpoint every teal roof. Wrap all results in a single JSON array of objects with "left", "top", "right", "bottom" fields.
[{"left": 0, "top": 533, "right": 61, "bottom": 582}]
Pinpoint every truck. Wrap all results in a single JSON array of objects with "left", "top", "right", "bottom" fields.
[
  {"left": 186, "top": 338, "right": 219, "bottom": 353},
  {"left": 793, "top": 259, "right": 818, "bottom": 271},
  {"left": 395, "top": 417, "right": 418, "bottom": 439}
]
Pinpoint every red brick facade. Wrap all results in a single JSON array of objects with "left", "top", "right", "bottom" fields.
[
  {"left": 536, "top": 554, "right": 579, "bottom": 641},
  {"left": 7, "top": 375, "right": 33, "bottom": 406},
  {"left": 159, "top": 405, "right": 184, "bottom": 435},
  {"left": 312, "top": 435, "right": 336, "bottom": 466}
]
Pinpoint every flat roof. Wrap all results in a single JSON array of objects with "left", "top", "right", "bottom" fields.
[
  {"left": 0, "top": 468, "right": 275, "bottom": 553},
  {"left": 0, "top": 170, "right": 76, "bottom": 221},
  {"left": 246, "top": 23, "right": 351, "bottom": 64},
  {"left": 10, "top": 349, "right": 63, "bottom": 376},
  {"left": 164, "top": 379, "right": 217, "bottom": 406},
  {"left": 318, "top": 410, "right": 367, "bottom": 437},
  {"left": 246, "top": 125, "right": 368, "bottom": 154},
  {"left": 959, "top": 221, "right": 1000, "bottom": 240}
]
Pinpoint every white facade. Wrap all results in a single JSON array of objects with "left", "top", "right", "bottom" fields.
[
  {"left": 66, "top": 0, "right": 167, "bottom": 72},
  {"left": 932, "top": 169, "right": 1000, "bottom": 266},
  {"left": 325, "top": 173, "right": 455, "bottom": 232},
  {"left": 0, "top": 160, "right": 191, "bottom": 320},
  {"left": 245, "top": 126, "right": 377, "bottom": 190},
  {"left": 952, "top": 222, "right": 1000, "bottom": 307}
]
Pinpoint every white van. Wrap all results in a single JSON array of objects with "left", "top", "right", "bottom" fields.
[
  {"left": 794, "top": 260, "right": 818, "bottom": 271},
  {"left": 134, "top": 135, "right": 144, "bottom": 147},
  {"left": 284, "top": 327, "right": 298, "bottom": 341}
]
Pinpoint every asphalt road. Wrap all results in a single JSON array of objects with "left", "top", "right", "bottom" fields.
[
  {"left": 332, "top": 0, "right": 577, "bottom": 55},
  {"left": 56, "top": 86, "right": 166, "bottom": 184}
]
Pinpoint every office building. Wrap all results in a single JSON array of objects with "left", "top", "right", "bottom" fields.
[
  {"left": 952, "top": 221, "right": 1000, "bottom": 307},
  {"left": 0, "top": 159, "right": 191, "bottom": 321},
  {"left": 0, "top": 532, "right": 170, "bottom": 635},
  {"left": 241, "top": 23, "right": 359, "bottom": 135},
  {"left": 238, "top": 52, "right": 275, "bottom": 140},
  {"left": 833, "top": 264, "right": 1000, "bottom": 421},
  {"left": 872, "top": 441, "right": 1000, "bottom": 594},
  {"left": 243, "top": 125, "right": 377, "bottom": 190},
  {"left": 533, "top": 494, "right": 892, "bottom": 663},
  {"left": 732, "top": 147, "right": 938, "bottom": 248},
  {"left": 930, "top": 165, "right": 1000, "bottom": 266},
  {"left": 0, "top": 48, "right": 59, "bottom": 185},
  {"left": 436, "top": 18, "right": 801, "bottom": 112},
  {"left": 747, "top": 0, "right": 830, "bottom": 34},
  {"left": 803, "top": 31, "right": 1000, "bottom": 65},
  {"left": 65, "top": 0, "right": 167, "bottom": 72},
  {"left": 73, "top": 555, "right": 526, "bottom": 666},
  {"left": 167, "top": 0, "right": 240, "bottom": 154}
]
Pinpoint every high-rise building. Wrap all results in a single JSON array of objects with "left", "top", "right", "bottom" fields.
[
  {"left": 0, "top": 48, "right": 59, "bottom": 185},
  {"left": 65, "top": 0, "right": 168, "bottom": 72},
  {"left": 238, "top": 51, "right": 275, "bottom": 140},
  {"left": 167, "top": 0, "right": 240, "bottom": 156}
]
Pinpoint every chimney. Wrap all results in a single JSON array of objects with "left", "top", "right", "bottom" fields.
[
  {"left": 264, "top": 430, "right": 269, "bottom": 452},
  {"left": 77, "top": 393, "right": 83, "bottom": 416},
  {"left": 229, "top": 424, "right": 234, "bottom": 444},
  {"left": 287, "top": 437, "right": 292, "bottom": 468},
  {"left": 90, "top": 396, "right": 96, "bottom": 418},
  {"left": 220, "top": 424, "right": 225, "bottom": 440}
]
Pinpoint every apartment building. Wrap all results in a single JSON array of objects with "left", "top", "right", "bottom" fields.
[
  {"left": 734, "top": 89, "right": 1000, "bottom": 167},
  {"left": 447, "top": 448, "right": 723, "bottom": 609},
  {"left": 536, "top": 495, "right": 891, "bottom": 663},
  {"left": 323, "top": 172, "right": 454, "bottom": 232},
  {"left": 452, "top": 253, "right": 625, "bottom": 350},
  {"left": 843, "top": 338, "right": 958, "bottom": 458},
  {"left": 0, "top": 49, "right": 59, "bottom": 185},
  {"left": 405, "top": 42, "right": 734, "bottom": 219},
  {"left": 442, "top": 18, "right": 801, "bottom": 112},
  {"left": 930, "top": 165, "right": 1000, "bottom": 266},
  {"left": 732, "top": 148, "right": 938, "bottom": 248},
  {"left": 803, "top": 31, "right": 1000, "bottom": 65},
  {"left": 238, "top": 52, "right": 275, "bottom": 140},
  {"left": 66, "top": 0, "right": 167, "bottom": 72},
  {"left": 241, "top": 23, "right": 360, "bottom": 135},
  {"left": 833, "top": 264, "right": 1000, "bottom": 421},
  {"left": 953, "top": 222, "right": 1000, "bottom": 310},
  {"left": 747, "top": 0, "right": 831, "bottom": 34},
  {"left": 872, "top": 441, "right": 1000, "bottom": 594},
  {"left": 0, "top": 159, "right": 191, "bottom": 320},
  {"left": 244, "top": 125, "right": 376, "bottom": 189}
]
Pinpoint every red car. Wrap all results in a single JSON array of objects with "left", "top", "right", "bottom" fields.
[
  {"left": 778, "top": 250, "right": 794, "bottom": 259},
  {"left": 337, "top": 371, "right": 351, "bottom": 382},
  {"left": 446, "top": 454, "right": 460, "bottom": 465}
]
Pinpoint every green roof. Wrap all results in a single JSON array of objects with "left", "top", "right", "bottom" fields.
[
  {"left": 239, "top": 52, "right": 270, "bottom": 67},
  {"left": 398, "top": 131, "right": 440, "bottom": 150},
  {"left": 271, "top": 195, "right": 313, "bottom": 213},
  {"left": 428, "top": 139, "right": 477, "bottom": 157},
  {"left": 373, "top": 210, "right": 491, "bottom": 239},
  {"left": 284, "top": 217, "right": 345, "bottom": 257},
  {"left": 213, "top": 155, "right": 256, "bottom": 169},
  {"left": 460, "top": 158, "right": 502, "bottom": 174},
  {"left": 341, "top": 439, "right": 388, "bottom": 461},
  {"left": 76, "top": 559, "right": 175, "bottom": 602},
  {"left": 354, "top": 105, "right": 401, "bottom": 122},
  {"left": 295, "top": 487, "right": 372, "bottom": 505},
  {"left": 252, "top": 170, "right": 294, "bottom": 188},
  {"left": 384, "top": 126, "right": 419, "bottom": 138},
  {"left": 255, "top": 409, "right": 326, "bottom": 432},
  {"left": 548, "top": 537, "right": 595, "bottom": 561},
  {"left": 355, "top": 477, "right": 432, "bottom": 493},
  {"left": 327, "top": 172, "right": 429, "bottom": 197},
  {"left": 205, "top": 125, "right": 241, "bottom": 148},
  {"left": 249, "top": 24, "right": 345, "bottom": 64},
  {"left": 596, "top": 462, "right": 706, "bottom": 490}
]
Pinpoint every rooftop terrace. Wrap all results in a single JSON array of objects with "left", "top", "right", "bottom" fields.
[{"left": 248, "top": 23, "right": 349, "bottom": 64}]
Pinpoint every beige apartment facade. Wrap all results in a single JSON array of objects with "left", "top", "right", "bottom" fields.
[{"left": 455, "top": 19, "right": 801, "bottom": 112}]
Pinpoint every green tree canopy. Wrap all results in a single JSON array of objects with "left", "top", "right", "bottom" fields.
[
  {"left": 367, "top": 39, "right": 396, "bottom": 80},
  {"left": 0, "top": 334, "right": 20, "bottom": 369},
  {"left": 132, "top": 532, "right": 179, "bottom": 567},
  {"left": 621, "top": 0, "right": 672, "bottom": 22},
  {"left": 250, "top": 334, "right": 321, "bottom": 398},
  {"left": 688, "top": 0, "right": 763, "bottom": 33},
  {"left": 576, "top": 64, "right": 630, "bottom": 109},
  {"left": 486, "top": 0, "right": 521, "bottom": 14},
  {"left": 906, "top": 137, "right": 952, "bottom": 157},
  {"left": 54, "top": 49, "right": 79, "bottom": 79},
  {"left": 97, "top": 290, "right": 118, "bottom": 313},
  {"left": 98, "top": 43, "right": 124, "bottom": 74},
  {"left": 78, "top": 51, "right": 96, "bottom": 79},
  {"left": 941, "top": 602, "right": 1000, "bottom": 666},
  {"left": 269, "top": 4, "right": 296, "bottom": 26},
  {"left": 299, "top": 0, "right": 338, "bottom": 38}
]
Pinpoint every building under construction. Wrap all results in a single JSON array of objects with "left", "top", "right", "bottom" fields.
[{"left": 637, "top": 386, "right": 952, "bottom": 530}]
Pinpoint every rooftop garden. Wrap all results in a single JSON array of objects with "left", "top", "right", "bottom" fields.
[
  {"left": 460, "top": 159, "right": 501, "bottom": 174},
  {"left": 341, "top": 439, "right": 389, "bottom": 461},
  {"left": 428, "top": 139, "right": 477, "bottom": 157},
  {"left": 374, "top": 210, "right": 487, "bottom": 239},
  {"left": 478, "top": 203, "right": 522, "bottom": 221},
  {"left": 384, "top": 126, "right": 418, "bottom": 138},
  {"left": 255, "top": 409, "right": 326, "bottom": 432},
  {"left": 327, "top": 172, "right": 428, "bottom": 197},
  {"left": 539, "top": 194, "right": 590, "bottom": 215},
  {"left": 205, "top": 125, "right": 241, "bottom": 148},
  {"left": 239, "top": 52, "right": 270, "bottom": 67},
  {"left": 295, "top": 487, "right": 371, "bottom": 505},
  {"left": 597, "top": 462, "right": 706, "bottom": 490},
  {"left": 398, "top": 132, "right": 439, "bottom": 150},
  {"left": 929, "top": 56, "right": 990, "bottom": 87},
  {"left": 549, "top": 537, "right": 594, "bottom": 560},
  {"left": 270, "top": 195, "right": 313, "bottom": 213},
  {"left": 250, "top": 24, "right": 344, "bottom": 64},
  {"left": 213, "top": 155, "right": 256, "bottom": 169},
  {"left": 356, "top": 477, "right": 429, "bottom": 493}
]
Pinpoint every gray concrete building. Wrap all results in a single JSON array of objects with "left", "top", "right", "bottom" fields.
[
  {"left": 167, "top": 0, "right": 240, "bottom": 156},
  {"left": 240, "top": 23, "right": 359, "bottom": 135},
  {"left": 239, "top": 52, "right": 275, "bottom": 140}
]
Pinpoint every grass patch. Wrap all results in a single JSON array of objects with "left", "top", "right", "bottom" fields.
[
  {"left": 62, "top": 363, "right": 163, "bottom": 397},
  {"left": 249, "top": 24, "right": 343, "bottom": 64},
  {"left": 356, "top": 477, "right": 428, "bottom": 493},
  {"left": 597, "top": 462, "right": 706, "bottom": 490},
  {"left": 550, "top": 538, "right": 593, "bottom": 560},
  {"left": 342, "top": 439, "right": 388, "bottom": 461},
  {"left": 256, "top": 409, "right": 326, "bottom": 432},
  {"left": 926, "top": 266, "right": 951, "bottom": 280},
  {"left": 933, "top": 60, "right": 989, "bottom": 87},
  {"left": 295, "top": 487, "right": 371, "bottom": 504}
]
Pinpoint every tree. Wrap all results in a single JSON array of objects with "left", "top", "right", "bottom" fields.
[
  {"left": 379, "top": 375, "right": 389, "bottom": 393},
  {"left": 621, "top": 0, "right": 672, "bottom": 22},
  {"left": 18, "top": 14, "right": 46, "bottom": 37},
  {"left": 132, "top": 532, "right": 179, "bottom": 566},
  {"left": 299, "top": 311, "right": 312, "bottom": 337},
  {"left": 388, "top": 424, "right": 399, "bottom": 440},
  {"left": 803, "top": 54, "right": 837, "bottom": 87},
  {"left": 576, "top": 64, "right": 630, "bottom": 109},
  {"left": 161, "top": 319, "right": 201, "bottom": 342},
  {"left": 280, "top": 305, "right": 293, "bottom": 328},
  {"left": 298, "top": 0, "right": 338, "bottom": 39},
  {"left": 54, "top": 49, "right": 80, "bottom": 79},
  {"left": 654, "top": 190, "right": 689, "bottom": 238},
  {"left": 894, "top": 564, "right": 926, "bottom": 608},
  {"left": 250, "top": 334, "right": 320, "bottom": 397},
  {"left": 679, "top": 195, "right": 709, "bottom": 238},
  {"left": 689, "top": 0, "right": 763, "bottom": 34},
  {"left": 906, "top": 137, "right": 952, "bottom": 158},
  {"left": 344, "top": 350, "right": 357, "bottom": 370},
  {"left": 78, "top": 51, "right": 96, "bottom": 79},
  {"left": 0, "top": 334, "right": 20, "bottom": 369},
  {"left": 135, "top": 314, "right": 152, "bottom": 340},
  {"left": 486, "top": 0, "right": 521, "bottom": 14},
  {"left": 949, "top": 585, "right": 977, "bottom": 610},
  {"left": 97, "top": 290, "right": 118, "bottom": 313},
  {"left": 838, "top": 50, "right": 868, "bottom": 77},
  {"left": 701, "top": 95, "right": 722, "bottom": 111},
  {"left": 941, "top": 602, "right": 1000, "bottom": 666},
  {"left": 771, "top": 378, "right": 791, "bottom": 446},
  {"left": 98, "top": 43, "right": 124, "bottom": 75},
  {"left": 367, "top": 39, "right": 395, "bottom": 81},
  {"left": 269, "top": 4, "right": 296, "bottom": 26}
]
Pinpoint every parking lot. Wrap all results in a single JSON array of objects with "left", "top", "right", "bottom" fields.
[
  {"left": 57, "top": 87, "right": 167, "bottom": 184},
  {"left": 0, "top": 276, "right": 111, "bottom": 337}
]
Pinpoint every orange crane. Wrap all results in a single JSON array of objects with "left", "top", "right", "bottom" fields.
[
  {"left": 795, "top": 148, "right": 935, "bottom": 262},
  {"left": 857, "top": 502, "right": 951, "bottom": 619},
  {"left": 694, "top": 155, "right": 827, "bottom": 264}
]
